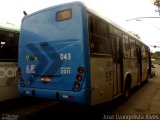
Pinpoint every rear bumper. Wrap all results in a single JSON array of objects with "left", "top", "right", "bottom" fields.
[{"left": 18, "top": 85, "right": 90, "bottom": 104}]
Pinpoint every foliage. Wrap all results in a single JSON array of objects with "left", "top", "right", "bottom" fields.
[{"left": 151, "top": 51, "right": 160, "bottom": 59}]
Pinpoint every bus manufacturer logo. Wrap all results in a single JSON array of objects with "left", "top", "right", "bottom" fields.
[
  {"left": 26, "top": 54, "right": 30, "bottom": 61},
  {"left": 26, "top": 65, "right": 35, "bottom": 73},
  {"left": 25, "top": 54, "right": 39, "bottom": 61}
]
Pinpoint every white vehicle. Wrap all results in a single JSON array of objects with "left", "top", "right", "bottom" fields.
[{"left": 0, "top": 22, "right": 19, "bottom": 102}]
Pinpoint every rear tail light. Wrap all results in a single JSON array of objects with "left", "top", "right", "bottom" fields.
[
  {"left": 27, "top": 79, "right": 31, "bottom": 86},
  {"left": 72, "top": 66, "right": 84, "bottom": 90},
  {"left": 18, "top": 67, "right": 23, "bottom": 79},
  {"left": 18, "top": 67, "right": 25, "bottom": 87},
  {"left": 20, "top": 79, "right": 24, "bottom": 84},
  {"left": 19, "top": 74, "right": 22, "bottom": 79},
  {"left": 76, "top": 74, "right": 82, "bottom": 81},
  {"left": 78, "top": 66, "right": 84, "bottom": 74},
  {"left": 20, "top": 79, "right": 25, "bottom": 87},
  {"left": 73, "top": 66, "right": 84, "bottom": 90},
  {"left": 74, "top": 82, "right": 80, "bottom": 89}
]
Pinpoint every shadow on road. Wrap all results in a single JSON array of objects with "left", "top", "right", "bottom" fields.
[
  {"left": 21, "top": 96, "right": 127, "bottom": 120},
  {"left": 0, "top": 80, "right": 150, "bottom": 120}
]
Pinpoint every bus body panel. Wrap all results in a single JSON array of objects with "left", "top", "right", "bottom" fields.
[
  {"left": 18, "top": 84, "right": 90, "bottom": 104},
  {"left": 141, "top": 60, "right": 148, "bottom": 82},
  {"left": 141, "top": 46, "right": 149, "bottom": 82},
  {"left": 90, "top": 58, "right": 113, "bottom": 105},
  {"left": 123, "top": 59, "right": 137, "bottom": 88},
  {"left": 0, "top": 62, "right": 19, "bottom": 101},
  {"left": 20, "top": 41, "right": 83, "bottom": 90},
  {"left": 19, "top": 3, "right": 83, "bottom": 46},
  {"left": 18, "top": 2, "right": 91, "bottom": 104}
]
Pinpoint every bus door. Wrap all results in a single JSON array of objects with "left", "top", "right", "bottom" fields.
[
  {"left": 111, "top": 35, "right": 123, "bottom": 97},
  {"left": 136, "top": 45, "right": 142, "bottom": 85}
]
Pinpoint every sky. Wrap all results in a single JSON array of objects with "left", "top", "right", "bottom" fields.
[{"left": 0, "top": 0, "right": 159, "bottom": 52}]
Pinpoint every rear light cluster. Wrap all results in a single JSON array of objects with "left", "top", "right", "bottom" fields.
[
  {"left": 76, "top": 74, "right": 82, "bottom": 81},
  {"left": 27, "top": 78, "right": 31, "bottom": 86},
  {"left": 73, "top": 66, "right": 84, "bottom": 90},
  {"left": 18, "top": 67, "right": 25, "bottom": 87}
]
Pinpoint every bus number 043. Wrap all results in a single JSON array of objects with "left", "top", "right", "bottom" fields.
[{"left": 60, "top": 53, "right": 71, "bottom": 60}]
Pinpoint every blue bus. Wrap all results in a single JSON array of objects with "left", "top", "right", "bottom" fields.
[{"left": 18, "top": 2, "right": 150, "bottom": 105}]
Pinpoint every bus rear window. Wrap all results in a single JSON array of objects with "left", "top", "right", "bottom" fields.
[{"left": 56, "top": 9, "right": 72, "bottom": 21}]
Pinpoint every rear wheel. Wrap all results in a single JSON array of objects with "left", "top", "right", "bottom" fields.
[
  {"left": 124, "top": 77, "right": 131, "bottom": 100},
  {"left": 124, "top": 84, "right": 130, "bottom": 99}
]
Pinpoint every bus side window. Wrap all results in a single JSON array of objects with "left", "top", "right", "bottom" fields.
[
  {"left": 0, "top": 31, "right": 18, "bottom": 61},
  {"left": 123, "top": 35, "right": 130, "bottom": 58},
  {"left": 90, "top": 35, "right": 107, "bottom": 54},
  {"left": 0, "top": 34, "right": 6, "bottom": 48},
  {"left": 111, "top": 35, "right": 122, "bottom": 63},
  {"left": 89, "top": 14, "right": 112, "bottom": 56},
  {"left": 90, "top": 35, "right": 97, "bottom": 53},
  {"left": 130, "top": 38, "right": 136, "bottom": 58},
  {"left": 89, "top": 17, "right": 97, "bottom": 34}
]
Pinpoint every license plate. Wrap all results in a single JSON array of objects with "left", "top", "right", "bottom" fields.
[{"left": 41, "top": 76, "right": 51, "bottom": 82}]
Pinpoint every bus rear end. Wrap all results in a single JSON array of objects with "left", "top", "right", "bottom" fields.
[{"left": 18, "top": 2, "right": 90, "bottom": 104}]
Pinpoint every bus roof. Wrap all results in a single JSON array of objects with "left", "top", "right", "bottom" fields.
[
  {"left": 22, "top": 1, "right": 146, "bottom": 46},
  {"left": 87, "top": 8, "right": 146, "bottom": 45},
  {"left": 22, "top": 1, "right": 83, "bottom": 20},
  {"left": 0, "top": 22, "right": 19, "bottom": 32}
]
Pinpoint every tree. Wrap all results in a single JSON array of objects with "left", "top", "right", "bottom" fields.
[{"left": 151, "top": 51, "right": 160, "bottom": 59}]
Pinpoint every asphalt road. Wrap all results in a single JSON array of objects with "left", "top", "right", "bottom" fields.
[
  {"left": 113, "top": 64, "right": 160, "bottom": 114},
  {"left": 0, "top": 64, "right": 160, "bottom": 120}
]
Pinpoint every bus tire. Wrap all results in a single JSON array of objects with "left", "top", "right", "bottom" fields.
[
  {"left": 124, "top": 86, "right": 130, "bottom": 99},
  {"left": 124, "top": 77, "right": 131, "bottom": 100}
]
